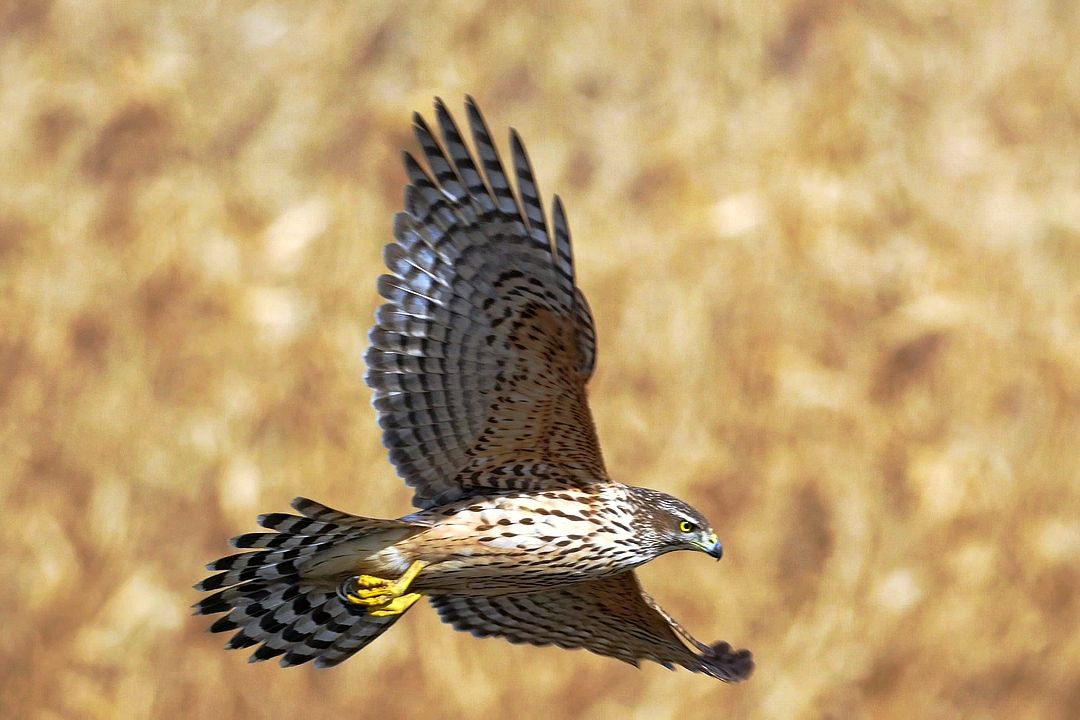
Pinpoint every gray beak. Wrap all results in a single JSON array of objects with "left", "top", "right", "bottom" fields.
[{"left": 698, "top": 532, "right": 723, "bottom": 560}]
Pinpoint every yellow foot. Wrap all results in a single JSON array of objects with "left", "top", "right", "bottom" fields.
[
  {"left": 368, "top": 592, "right": 422, "bottom": 617},
  {"left": 339, "top": 560, "right": 426, "bottom": 609}
]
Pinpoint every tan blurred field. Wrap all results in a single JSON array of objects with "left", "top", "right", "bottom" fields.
[{"left": 3, "top": 1, "right": 1080, "bottom": 718}]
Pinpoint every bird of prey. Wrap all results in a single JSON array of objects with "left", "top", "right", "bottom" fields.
[{"left": 194, "top": 97, "right": 753, "bottom": 682}]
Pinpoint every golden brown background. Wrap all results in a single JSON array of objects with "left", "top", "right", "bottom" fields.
[{"left": 3, "top": 1, "right": 1079, "bottom": 718}]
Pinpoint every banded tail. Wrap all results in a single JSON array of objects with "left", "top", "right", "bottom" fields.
[{"left": 193, "top": 497, "right": 427, "bottom": 668}]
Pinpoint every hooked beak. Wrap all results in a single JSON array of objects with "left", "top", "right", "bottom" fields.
[{"left": 695, "top": 532, "right": 723, "bottom": 561}]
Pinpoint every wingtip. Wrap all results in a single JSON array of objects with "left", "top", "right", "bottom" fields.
[
  {"left": 464, "top": 95, "right": 485, "bottom": 126},
  {"left": 701, "top": 641, "right": 755, "bottom": 683},
  {"left": 412, "top": 112, "right": 435, "bottom": 141},
  {"left": 553, "top": 194, "right": 565, "bottom": 214}
]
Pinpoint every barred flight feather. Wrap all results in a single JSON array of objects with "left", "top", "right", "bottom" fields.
[
  {"left": 429, "top": 572, "right": 753, "bottom": 683},
  {"left": 368, "top": 97, "right": 603, "bottom": 509}
]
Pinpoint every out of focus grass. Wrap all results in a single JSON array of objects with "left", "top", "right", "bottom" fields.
[{"left": 2, "top": 1, "right": 1079, "bottom": 718}]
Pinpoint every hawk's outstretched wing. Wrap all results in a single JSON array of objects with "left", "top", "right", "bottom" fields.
[
  {"left": 367, "top": 97, "right": 605, "bottom": 508},
  {"left": 428, "top": 572, "right": 754, "bottom": 683}
]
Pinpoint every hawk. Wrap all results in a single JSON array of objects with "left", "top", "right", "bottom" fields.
[{"left": 195, "top": 97, "right": 753, "bottom": 682}]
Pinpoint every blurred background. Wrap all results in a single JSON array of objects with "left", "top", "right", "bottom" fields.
[{"left": 2, "top": 1, "right": 1079, "bottom": 718}]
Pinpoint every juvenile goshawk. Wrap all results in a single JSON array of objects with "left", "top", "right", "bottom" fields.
[{"left": 195, "top": 98, "right": 753, "bottom": 682}]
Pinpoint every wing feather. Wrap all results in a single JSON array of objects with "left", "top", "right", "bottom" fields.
[
  {"left": 429, "top": 572, "right": 754, "bottom": 683},
  {"left": 368, "top": 98, "right": 604, "bottom": 508}
]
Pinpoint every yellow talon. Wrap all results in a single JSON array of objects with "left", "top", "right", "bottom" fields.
[
  {"left": 368, "top": 592, "right": 422, "bottom": 617},
  {"left": 353, "top": 575, "right": 394, "bottom": 589},
  {"left": 340, "top": 561, "right": 426, "bottom": 609}
]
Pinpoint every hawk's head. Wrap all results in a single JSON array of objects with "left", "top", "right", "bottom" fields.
[{"left": 626, "top": 486, "right": 723, "bottom": 560}]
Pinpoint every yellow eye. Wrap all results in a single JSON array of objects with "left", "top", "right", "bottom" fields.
[{"left": 678, "top": 520, "right": 695, "bottom": 533}]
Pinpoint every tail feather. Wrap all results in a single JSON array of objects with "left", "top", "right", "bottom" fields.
[
  {"left": 207, "top": 545, "right": 321, "bottom": 573},
  {"left": 227, "top": 629, "right": 260, "bottom": 650},
  {"left": 274, "top": 497, "right": 428, "bottom": 533},
  {"left": 195, "top": 558, "right": 300, "bottom": 592},
  {"left": 289, "top": 496, "right": 411, "bottom": 527},
  {"left": 255, "top": 592, "right": 395, "bottom": 668},
  {"left": 193, "top": 580, "right": 274, "bottom": 615},
  {"left": 255, "top": 513, "right": 345, "bottom": 537},
  {"left": 229, "top": 531, "right": 351, "bottom": 550},
  {"left": 210, "top": 583, "right": 300, "bottom": 641},
  {"left": 195, "top": 500, "right": 425, "bottom": 667},
  {"left": 314, "top": 612, "right": 400, "bottom": 668}
]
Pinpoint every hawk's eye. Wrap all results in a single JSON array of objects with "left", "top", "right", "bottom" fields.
[{"left": 678, "top": 520, "right": 695, "bottom": 533}]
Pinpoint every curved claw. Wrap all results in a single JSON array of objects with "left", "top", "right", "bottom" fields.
[
  {"left": 368, "top": 592, "right": 422, "bottom": 617},
  {"left": 337, "top": 579, "right": 396, "bottom": 607},
  {"left": 337, "top": 561, "right": 426, "bottom": 609}
]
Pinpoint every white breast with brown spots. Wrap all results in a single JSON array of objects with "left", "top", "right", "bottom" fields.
[{"left": 385, "top": 485, "right": 646, "bottom": 596}]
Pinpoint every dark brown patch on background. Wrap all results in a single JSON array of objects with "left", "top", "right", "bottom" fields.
[
  {"left": 82, "top": 102, "right": 174, "bottom": 182},
  {"left": 872, "top": 332, "right": 946, "bottom": 402},
  {"left": 777, "top": 482, "right": 833, "bottom": 612},
  {"left": 34, "top": 106, "right": 83, "bottom": 160}
]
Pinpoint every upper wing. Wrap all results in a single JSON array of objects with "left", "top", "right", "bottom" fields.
[
  {"left": 428, "top": 572, "right": 754, "bottom": 683},
  {"left": 367, "top": 97, "right": 605, "bottom": 509}
]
